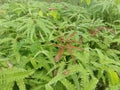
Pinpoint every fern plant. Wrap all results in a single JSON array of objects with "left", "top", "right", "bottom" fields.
[{"left": 0, "top": 0, "right": 120, "bottom": 90}]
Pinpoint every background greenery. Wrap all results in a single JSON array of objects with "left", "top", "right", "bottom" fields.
[{"left": 0, "top": 0, "right": 120, "bottom": 90}]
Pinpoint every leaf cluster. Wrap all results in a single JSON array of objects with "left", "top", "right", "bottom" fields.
[{"left": 0, "top": 0, "right": 120, "bottom": 90}]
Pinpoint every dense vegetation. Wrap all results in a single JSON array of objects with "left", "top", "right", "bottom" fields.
[{"left": 0, "top": 0, "right": 120, "bottom": 90}]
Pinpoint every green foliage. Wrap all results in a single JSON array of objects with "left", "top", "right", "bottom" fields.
[{"left": 0, "top": 0, "right": 120, "bottom": 90}]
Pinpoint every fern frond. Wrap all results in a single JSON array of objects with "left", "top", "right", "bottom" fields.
[
  {"left": 0, "top": 67, "right": 34, "bottom": 83},
  {"left": 60, "top": 78, "right": 76, "bottom": 90},
  {"left": 45, "top": 84, "right": 53, "bottom": 90},
  {"left": 107, "top": 69, "right": 120, "bottom": 85},
  {"left": 84, "top": 77, "right": 98, "bottom": 90},
  {"left": 71, "top": 74, "right": 81, "bottom": 90},
  {"left": 17, "top": 79, "right": 26, "bottom": 90}
]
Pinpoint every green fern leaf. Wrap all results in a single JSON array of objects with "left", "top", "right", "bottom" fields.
[
  {"left": 17, "top": 79, "right": 26, "bottom": 90},
  {"left": 108, "top": 69, "right": 120, "bottom": 85},
  {"left": 48, "top": 64, "right": 84, "bottom": 85},
  {"left": 45, "top": 84, "right": 53, "bottom": 90},
  {"left": 86, "top": 0, "right": 91, "bottom": 5},
  {"left": 60, "top": 78, "right": 76, "bottom": 90},
  {"left": 71, "top": 74, "right": 81, "bottom": 90},
  {"left": 84, "top": 78, "right": 98, "bottom": 90},
  {"left": 0, "top": 68, "right": 34, "bottom": 83}
]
